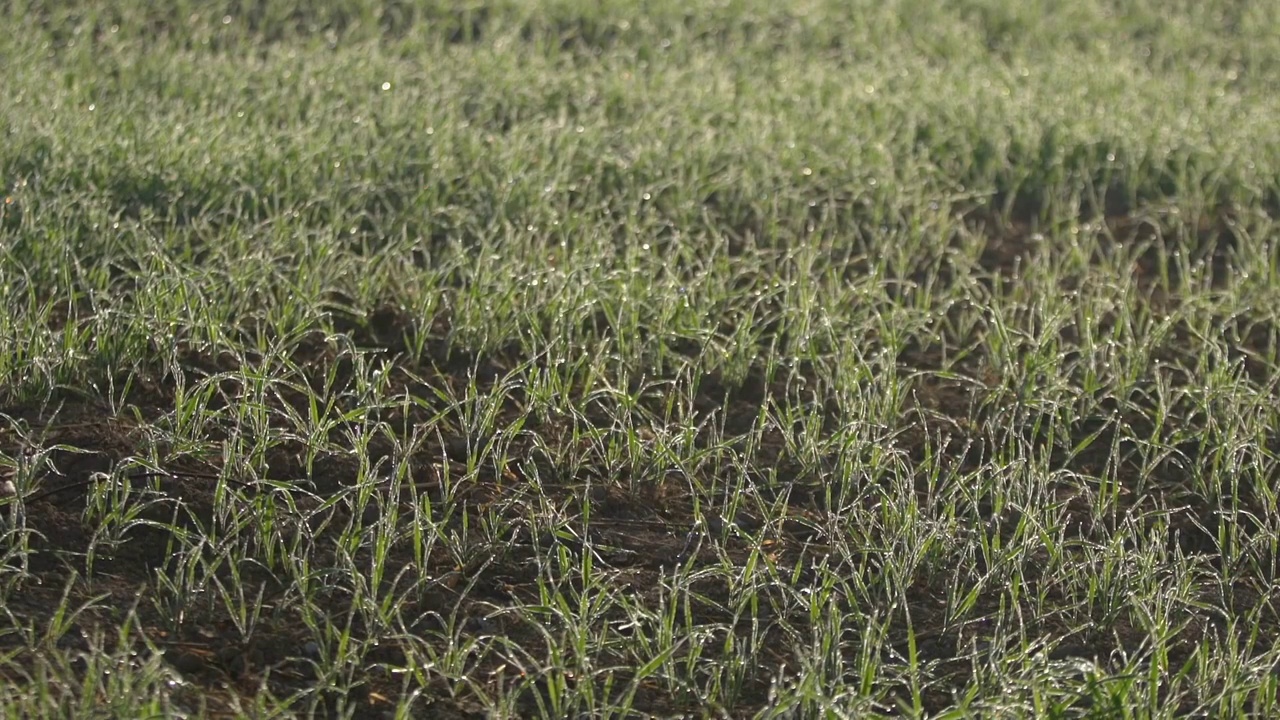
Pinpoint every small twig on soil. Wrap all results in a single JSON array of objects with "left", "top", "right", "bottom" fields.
[{"left": 20, "top": 470, "right": 253, "bottom": 504}]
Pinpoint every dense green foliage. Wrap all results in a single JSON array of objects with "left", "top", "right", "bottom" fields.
[{"left": 2, "top": 1, "right": 1279, "bottom": 717}]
